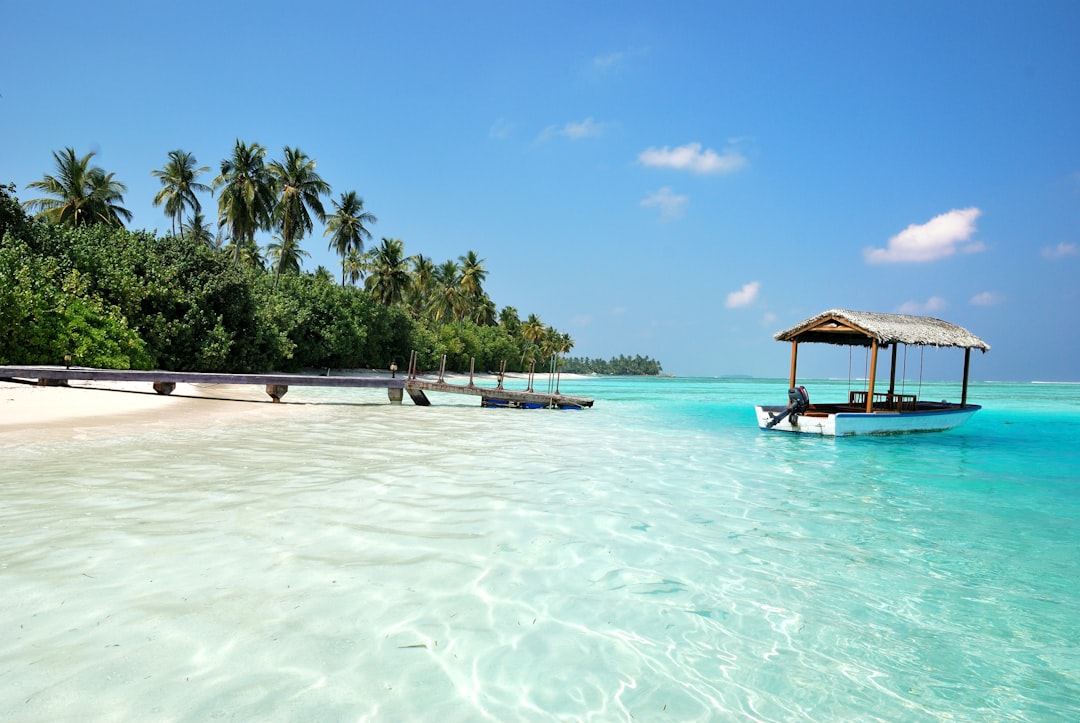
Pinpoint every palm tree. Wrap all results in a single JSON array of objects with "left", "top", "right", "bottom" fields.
[
  {"left": 556, "top": 331, "right": 575, "bottom": 356},
  {"left": 499, "top": 306, "right": 521, "bottom": 336},
  {"left": 152, "top": 149, "right": 210, "bottom": 236},
  {"left": 519, "top": 313, "right": 546, "bottom": 365},
  {"left": 23, "top": 147, "right": 131, "bottom": 227},
  {"left": 365, "top": 237, "right": 411, "bottom": 306},
  {"left": 521, "top": 314, "right": 545, "bottom": 346},
  {"left": 471, "top": 295, "right": 497, "bottom": 325},
  {"left": 429, "top": 259, "right": 462, "bottom": 325},
  {"left": 542, "top": 327, "right": 574, "bottom": 363},
  {"left": 184, "top": 211, "right": 216, "bottom": 247},
  {"left": 540, "top": 326, "right": 562, "bottom": 365},
  {"left": 269, "top": 147, "right": 329, "bottom": 285},
  {"left": 220, "top": 236, "right": 265, "bottom": 269},
  {"left": 214, "top": 140, "right": 275, "bottom": 264},
  {"left": 84, "top": 169, "right": 133, "bottom": 226},
  {"left": 458, "top": 250, "right": 488, "bottom": 314},
  {"left": 266, "top": 232, "right": 310, "bottom": 277},
  {"left": 405, "top": 254, "right": 435, "bottom": 317},
  {"left": 342, "top": 247, "right": 367, "bottom": 286},
  {"left": 324, "top": 191, "right": 377, "bottom": 286}
]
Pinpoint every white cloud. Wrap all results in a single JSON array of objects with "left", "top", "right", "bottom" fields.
[
  {"left": 638, "top": 142, "right": 747, "bottom": 174},
  {"left": 570, "top": 314, "right": 593, "bottom": 327},
  {"left": 610, "top": 306, "right": 626, "bottom": 316},
  {"left": 489, "top": 118, "right": 513, "bottom": 140},
  {"left": 592, "top": 51, "right": 625, "bottom": 73},
  {"left": 726, "top": 281, "right": 760, "bottom": 308},
  {"left": 640, "top": 187, "right": 688, "bottom": 220},
  {"left": 898, "top": 296, "right": 947, "bottom": 314},
  {"left": 562, "top": 117, "right": 604, "bottom": 140},
  {"left": 1042, "top": 241, "right": 1077, "bottom": 259},
  {"left": 865, "top": 207, "right": 983, "bottom": 264},
  {"left": 536, "top": 117, "right": 605, "bottom": 143},
  {"left": 970, "top": 291, "right": 1002, "bottom": 306}
]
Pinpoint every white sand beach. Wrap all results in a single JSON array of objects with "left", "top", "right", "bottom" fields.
[{"left": 0, "top": 379, "right": 292, "bottom": 446}]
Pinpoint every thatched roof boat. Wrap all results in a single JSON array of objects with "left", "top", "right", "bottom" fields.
[
  {"left": 756, "top": 309, "right": 989, "bottom": 436},
  {"left": 773, "top": 309, "right": 990, "bottom": 351}
]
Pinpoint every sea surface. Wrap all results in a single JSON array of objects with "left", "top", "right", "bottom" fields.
[{"left": 1, "top": 377, "right": 1077, "bottom": 721}]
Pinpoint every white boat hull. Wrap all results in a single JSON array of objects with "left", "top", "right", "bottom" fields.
[{"left": 754, "top": 404, "right": 981, "bottom": 436}]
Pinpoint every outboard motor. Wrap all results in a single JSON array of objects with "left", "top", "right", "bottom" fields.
[{"left": 767, "top": 385, "right": 810, "bottom": 428}]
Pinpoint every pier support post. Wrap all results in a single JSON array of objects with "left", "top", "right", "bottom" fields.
[
  {"left": 406, "top": 385, "right": 431, "bottom": 406},
  {"left": 266, "top": 384, "right": 288, "bottom": 402},
  {"left": 388, "top": 387, "right": 403, "bottom": 405},
  {"left": 153, "top": 381, "right": 176, "bottom": 396}
]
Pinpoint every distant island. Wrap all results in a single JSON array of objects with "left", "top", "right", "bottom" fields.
[{"left": 561, "top": 355, "right": 663, "bottom": 376}]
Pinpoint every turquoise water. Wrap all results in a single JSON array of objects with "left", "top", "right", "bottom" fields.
[{"left": 1, "top": 377, "right": 1077, "bottom": 720}]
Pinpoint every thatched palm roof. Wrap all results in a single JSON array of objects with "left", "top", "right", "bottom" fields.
[{"left": 774, "top": 309, "right": 990, "bottom": 351}]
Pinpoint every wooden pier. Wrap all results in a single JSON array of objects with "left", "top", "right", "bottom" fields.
[
  {"left": 0, "top": 358, "right": 594, "bottom": 410},
  {"left": 0, "top": 365, "right": 405, "bottom": 403},
  {"left": 403, "top": 353, "right": 594, "bottom": 409}
]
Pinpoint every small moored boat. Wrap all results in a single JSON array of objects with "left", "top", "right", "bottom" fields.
[{"left": 755, "top": 309, "right": 990, "bottom": 436}]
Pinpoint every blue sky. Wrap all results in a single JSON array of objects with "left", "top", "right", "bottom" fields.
[{"left": 3, "top": 1, "right": 1079, "bottom": 381}]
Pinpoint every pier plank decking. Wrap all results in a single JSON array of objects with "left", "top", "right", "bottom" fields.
[
  {"left": 0, "top": 365, "right": 405, "bottom": 403},
  {"left": 406, "top": 378, "right": 594, "bottom": 409}
]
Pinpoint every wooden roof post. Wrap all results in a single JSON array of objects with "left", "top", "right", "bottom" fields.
[
  {"left": 888, "top": 344, "right": 898, "bottom": 397},
  {"left": 865, "top": 339, "right": 879, "bottom": 413},
  {"left": 788, "top": 341, "right": 798, "bottom": 389},
  {"left": 961, "top": 348, "right": 971, "bottom": 408}
]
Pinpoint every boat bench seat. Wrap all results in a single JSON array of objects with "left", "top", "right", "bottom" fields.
[{"left": 848, "top": 391, "right": 918, "bottom": 411}]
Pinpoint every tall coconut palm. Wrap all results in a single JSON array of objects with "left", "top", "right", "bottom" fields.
[
  {"left": 521, "top": 314, "right": 545, "bottom": 346},
  {"left": 407, "top": 254, "right": 436, "bottom": 317},
  {"left": 471, "top": 295, "right": 497, "bottom": 325},
  {"left": 83, "top": 168, "right": 133, "bottom": 226},
  {"left": 214, "top": 140, "right": 275, "bottom": 264},
  {"left": 152, "top": 149, "right": 210, "bottom": 235},
  {"left": 498, "top": 306, "right": 521, "bottom": 337},
  {"left": 458, "top": 250, "right": 487, "bottom": 304},
  {"left": 220, "top": 237, "right": 265, "bottom": 269},
  {"left": 324, "top": 191, "right": 376, "bottom": 286},
  {"left": 269, "top": 147, "right": 329, "bottom": 285},
  {"left": 267, "top": 233, "right": 310, "bottom": 277},
  {"left": 342, "top": 247, "right": 367, "bottom": 286},
  {"left": 365, "top": 237, "right": 411, "bottom": 306},
  {"left": 23, "top": 147, "right": 131, "bottom": 227},
  {"left": 458, "top": 251, "right": 486, "bottom": 293},
  {"left": 429, "top": 259, "right": 462, "bottom": 325},
  {"left": 556, "top": 331, "right": 575, "bottom": 356},
  {"left": 519, "top": 313, "right": 546, "bottom": 365},
  {"left": 542, "top": 326, "right": 574, "bottom": 361},
  {"left": 184, "top": 211, "right": 216, "bottom": 247}
]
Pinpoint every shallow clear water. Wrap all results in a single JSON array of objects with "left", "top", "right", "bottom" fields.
[{"left": 1, "top": 378, "right": 1077, "bottom": 721}]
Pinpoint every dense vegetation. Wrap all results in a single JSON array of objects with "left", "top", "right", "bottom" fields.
[
  {"left": 561, "top": 355, "right": 663, "bottom": 376},
  {"left": 2, "top": 142, "right": 661, "bottom": 375}
]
